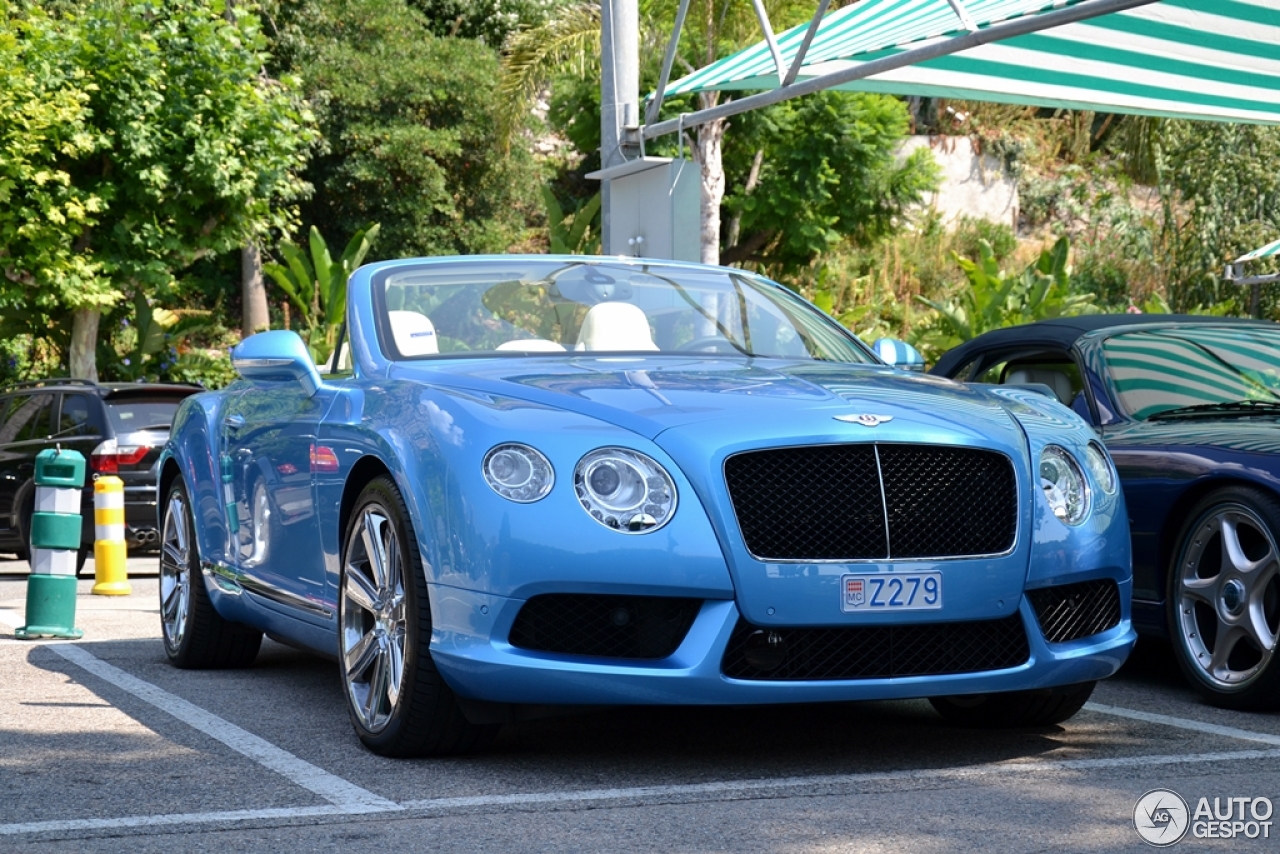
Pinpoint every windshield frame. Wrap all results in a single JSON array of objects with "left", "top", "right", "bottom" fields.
[{"left": 367, "top": 258, "right": 878, "bottom": 365}]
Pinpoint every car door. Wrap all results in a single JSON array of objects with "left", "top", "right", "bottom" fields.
[
  {"left": 0, "top": 392, "right": 55, "bottom": 546},
  {"left": 221, "top": 380, "right": 330, "bottom": 620}
]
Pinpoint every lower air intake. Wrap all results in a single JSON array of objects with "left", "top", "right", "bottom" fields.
[
  {"left": 509, "top": 594, "right": 701, "bottom": 659},
  {"left": 721, "top": 614, "right": 1030, "bottom": 680}
]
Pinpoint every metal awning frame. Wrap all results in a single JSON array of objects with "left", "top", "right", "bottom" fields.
[{"left": 641, "top": 0, "right": 1163, "bottom": 142}]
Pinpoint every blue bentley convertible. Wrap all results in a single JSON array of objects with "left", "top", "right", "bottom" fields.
[{"left": 158, "top": 256, "right": 1135, "bottom": 756}]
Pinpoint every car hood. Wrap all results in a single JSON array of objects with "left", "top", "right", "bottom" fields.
[
  {"left": 1107, "top": 418, "right": 1280, "bottom": 456},
  {"left": 390, "top": 356, "right": 1026, "bottom": 447}
]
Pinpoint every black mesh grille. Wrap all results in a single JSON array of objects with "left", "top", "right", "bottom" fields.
[
  {"left": 509, "top": 594, "right": 701, "bottom": 659},
  {"left": 724, "top": 444, "right": 1017, "bottom": 560},
  {"left": 721, "top": 614, "right": 1030, "bottom": 681},
  {"left": 1027, "top": 580, "right": 1122, "bottom": 644},
  {"left": 724, "top": 445, "right": 886, "bottom": 560},
  {"left": 877, "top": 446, "right": 1019, "bottom": 558}
]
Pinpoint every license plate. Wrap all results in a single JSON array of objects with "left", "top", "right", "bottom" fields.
[{"left": 841, "top": 572, "right": 942, "bottom": 613}]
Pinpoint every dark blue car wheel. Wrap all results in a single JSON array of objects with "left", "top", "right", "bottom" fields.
[
  {"left": 1168, "top": 487, "right": 1280, "bottom": 710},
  {"left": 338, "top": 476, "right": 495, "bottom": 757},
  {"left": 159, "top": 479, "right": 262, "bottom": 669}
]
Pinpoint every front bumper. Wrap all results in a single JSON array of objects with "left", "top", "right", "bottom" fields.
[{"left": 428, "top": 582, "right": 1136, "bottom": 707}]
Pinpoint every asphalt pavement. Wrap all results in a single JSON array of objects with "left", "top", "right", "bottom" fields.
[{"left": 2, "top": 553, "right": 1278, "bottom": 853}]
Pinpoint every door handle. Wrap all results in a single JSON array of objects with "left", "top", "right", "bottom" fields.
[{"left": 223, "top": 414, "right": 245, "bottom": 431}]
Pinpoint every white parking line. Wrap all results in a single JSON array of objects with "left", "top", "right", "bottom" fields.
[
  {"left": 5, "top": 746, "right": 1280, "bottom": 837},
  {"left": 9, "top": 639, "right": 1280, "bottom": 839},
  {"left": 1086, "top": 702, "right": 1280, "bottom": 746},
  {"left": 46, "top": 645, "right": 400, "bottom": 814}
]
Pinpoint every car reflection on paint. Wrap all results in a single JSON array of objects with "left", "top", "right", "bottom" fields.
[
  {"left": 932, "top": 314, "right": 1280, "bottom": 711},
  {"left": 158, "top": 255, "right": 1135, "bottom": 757}
]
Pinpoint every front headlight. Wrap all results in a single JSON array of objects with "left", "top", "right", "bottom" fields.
[
  {"left": 575, "top": 448, "right": 677, "bottom": 533},
  {"left": 1040, "top": 445, "right": 1089, "bottom": 525},
  {"left": 1084, "top": 442, "right": 1117, "bottom": 495},
  {"left": 483, "top": 443, "right": 554, "bottom": 502}
]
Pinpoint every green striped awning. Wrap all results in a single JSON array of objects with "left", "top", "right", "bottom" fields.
[
  {"left": 663, "top": 0, "right": 1280, "bottom": 125},
  {"left": 1235, "top": 237, "right": 1280, "bottom": 263}
]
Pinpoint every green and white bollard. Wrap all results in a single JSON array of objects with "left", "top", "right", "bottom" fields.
[{"left": 16, "top": 449, "right": 87, "bottom": 640}]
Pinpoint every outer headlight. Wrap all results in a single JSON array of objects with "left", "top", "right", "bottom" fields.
[
  {"left": 483, "top": 443, "right": 554, "bottom": 502},
  {"left": 575, "top": 448, "right": 677, "bottom": 533},
  {"left": 1084, "top": 442, "right": 1117, "bottom": 495},
  {"left": 1040, "top": 445, "right": 1089, "bottom": 525}
]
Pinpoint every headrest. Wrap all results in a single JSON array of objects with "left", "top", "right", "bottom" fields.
[
  {"left": 575, "top": 302, "right": 658, "bottom": 352},
  {"left": 389, "top": 310, "right": 439, "bottom": 357},
  {"left": 1005, "top": 367, "right": 1073, "bottom": 405}
]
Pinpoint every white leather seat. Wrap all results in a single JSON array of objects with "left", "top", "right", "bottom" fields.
[
  {"left": 1005, "top": 368, "right": 1073, "bottom": 405},
  {"left": 389, "top": 310, "right": 439, "bottom": 357},
  {"left": 496, "top": 339, "right": 567, "bottom": 352},
  {"left": 575, "top": 302, "right": 658, "bottom": 352}
]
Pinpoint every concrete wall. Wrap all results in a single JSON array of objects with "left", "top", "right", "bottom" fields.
[{"left": 899, "top": 135, "right": 1018, "bottom": 230}]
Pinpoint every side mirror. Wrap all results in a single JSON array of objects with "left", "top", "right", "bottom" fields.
[
  {"left": 231, "top": 330, "right": 321, "bottom": 396},
  {"left": 873, "top": 338, "right": 926, "bottom": 372}
]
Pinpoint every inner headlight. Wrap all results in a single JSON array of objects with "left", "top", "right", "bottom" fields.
[
  {"left": 483, "top": 444, "right": 553, "bottom": 502},
  {"left": 1040, "top": 445, "right": 1089, "bottom": 525},
  {"left": 1084, "top": 442, "right": 1117, "bottom": 495},
  {"left": 575, "top": 448, "right": 677, "bottom": 533}
]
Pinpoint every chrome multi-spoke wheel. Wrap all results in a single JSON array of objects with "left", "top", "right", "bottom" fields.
[
  {"left": 159, "top": 478, "right": 262, "bottom": 669},
  {"left": 341, "top": 505, "right": 407, "bottom": 734},
  {"left": 1170, "top": 489, "right": 1280, "bottom": 709},
  {"left": 160, "top": 489, "right": 193, "bottom": 654},
  {"left": 338, "top": 476, "right": 495, "bottom": 756}
]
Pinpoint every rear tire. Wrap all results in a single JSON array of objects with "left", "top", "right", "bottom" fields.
[
  {"left": 929, "top": 681, "right": 1096, "bottom": 727},
  {"left": 1166, "top": 487, "right": 1280, "bottom": 710},
  {"left": 338, "top": 476, "right": 496, "bottom": 757},
  {"left": 160, "top": 478, "right": 262, "bottom": 668}
]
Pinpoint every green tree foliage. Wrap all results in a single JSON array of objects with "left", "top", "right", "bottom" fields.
[
  {"left": 272, "top": 0, "right": 542, "bottom": 260},
  {"left": 263, "top": 223, "right": 379, "bottom": 363},
  {"left": 914, "top": 236, "right": 1097, "bottom": 361},
  {"left": 0, "top": 0, "right": 315, "bottom": 376},
  {"left": 541, "top": 189, "right": 600, "bottom": 254},
  {"left": 1156, "top": 122, "right": 1280, "bottom": 313},
  {"left": 409, "top": 0, "right": 565, "bottom": 48},
  {"left": 721, "top": 91, "right": 939, "bottom": 273}
]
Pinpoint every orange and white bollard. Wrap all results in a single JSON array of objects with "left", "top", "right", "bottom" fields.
[{"left": 92, "top": 476, "right": 131, "bottom": 596}]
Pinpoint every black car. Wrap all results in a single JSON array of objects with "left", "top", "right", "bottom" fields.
[
  {"left": 0, "top": 378, "right": 202, "bottom": 571},
  {"left": 932, "top": 314, "right": 1280, "bottom": 710}
]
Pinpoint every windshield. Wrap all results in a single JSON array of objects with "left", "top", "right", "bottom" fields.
[
  {"left": 1102, "top": 325, "right": 1280, "bottom": 420},
  {"left": 105, "top": 396, "right": 191, "bottom": 434},
  {"left": 372, "top": 259, "right": 876, "bottom": 363}
]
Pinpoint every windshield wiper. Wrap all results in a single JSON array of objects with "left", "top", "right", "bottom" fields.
[{"left": 1148, "top": 399, "right": 1280, "bottom": 421}]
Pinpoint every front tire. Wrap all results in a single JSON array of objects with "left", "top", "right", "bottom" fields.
[
  {"left": 1167, "top": 487, "right": 1280, "bottom": 710},
  {"left": 929, "top": 681, "right": 1096, "bottom": 727},
  {"left": 160, "top": 479, "right": 262, "bottom": 668},
  {"left": 339, "top": 476, "right": 495, "bottom": 757}
]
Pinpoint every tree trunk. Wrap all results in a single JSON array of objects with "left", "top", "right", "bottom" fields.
[
  {"left": 726, "top": 148, "right": 764, "bottom": 250},
  {"left": 69, "top": 309, "right": 100, "bottom": 381},
  {"left": 241, "top": 244, "right": 269, "bottom": 337},
  {"left": 695, "top": 112, "right": 727, "bottom": 266}
]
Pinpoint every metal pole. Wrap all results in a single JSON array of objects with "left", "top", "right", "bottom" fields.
[
  {"left": 644, "top": 0, "right": 1161, "bottom": 140},
  {"left": 600, "top": 0, "right": 639, "bottom": 254},
  {"left": 645, "top": 0, "right": 692, "bottom": 126}
]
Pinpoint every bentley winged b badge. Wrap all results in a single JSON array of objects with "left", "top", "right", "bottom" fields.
[{"left": 834, "top": 413, "right": 894, "bottom": 427}]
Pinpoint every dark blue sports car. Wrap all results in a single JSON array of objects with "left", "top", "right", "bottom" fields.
[
  {"left": 158, "top": 256, "right": 1134, "bottom": 756},
  {"left": 933, "top": 315, "right": 1280, "bottom": 710}
]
